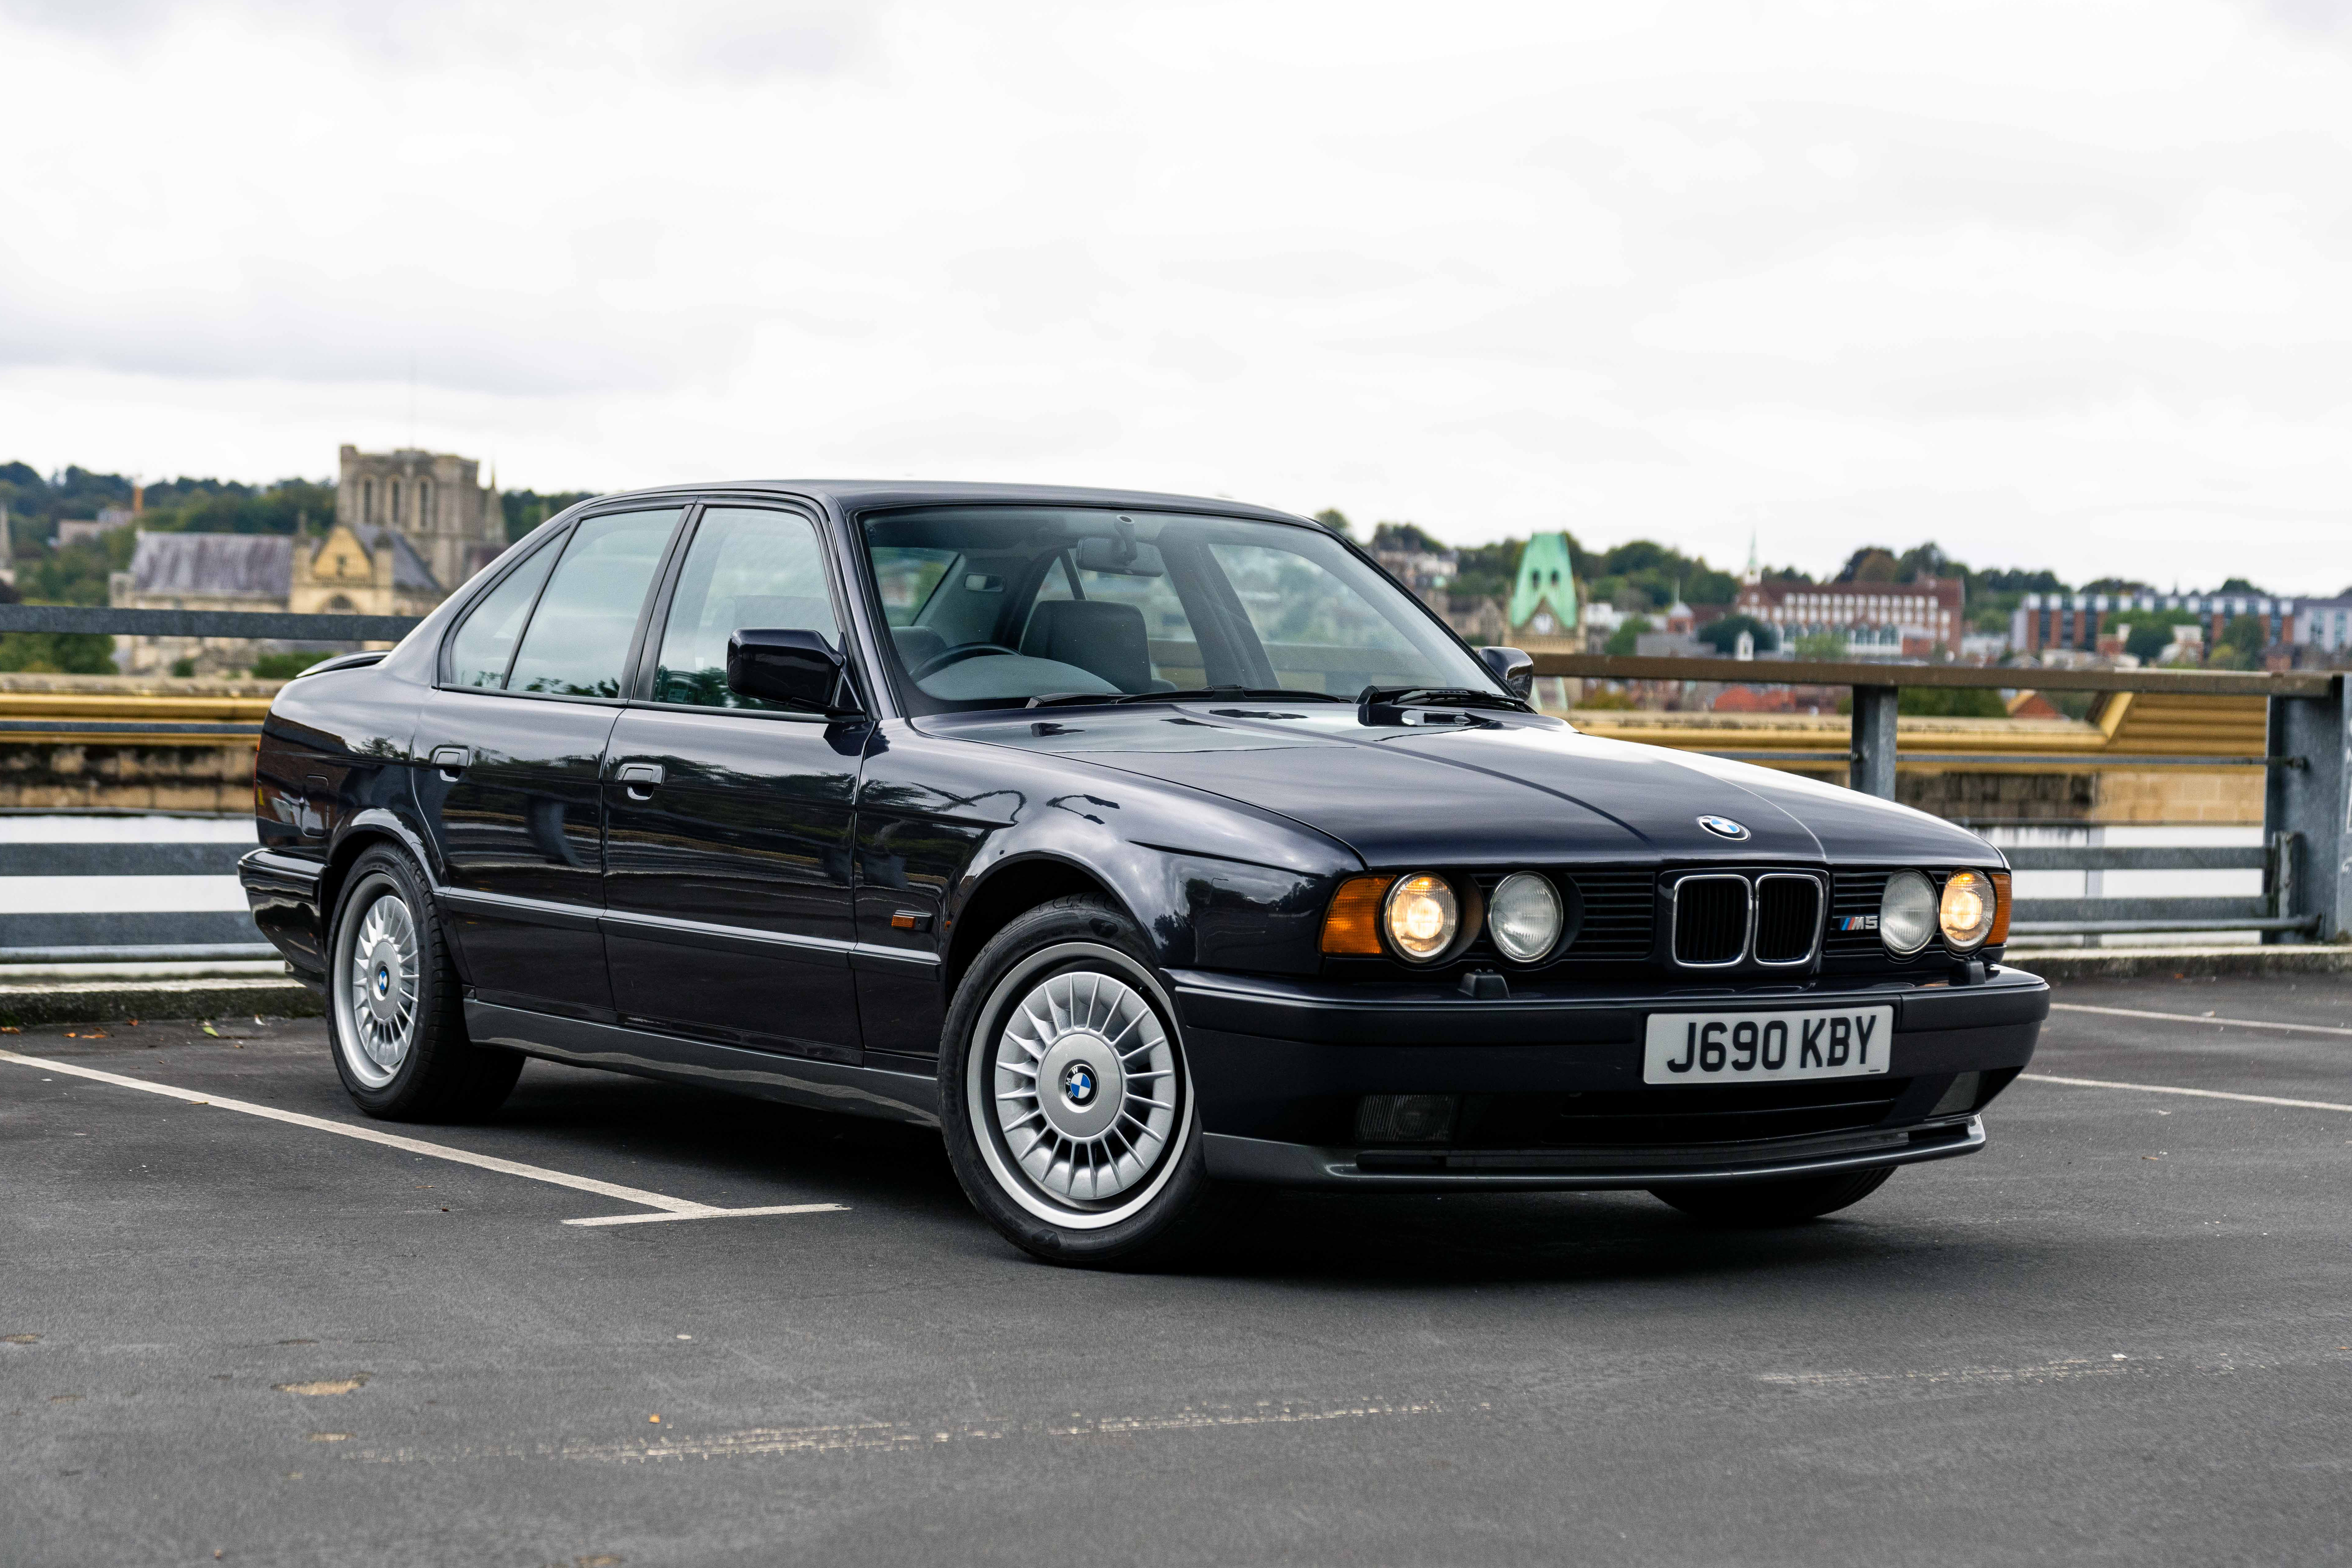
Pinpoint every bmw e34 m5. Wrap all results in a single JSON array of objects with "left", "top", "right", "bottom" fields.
[{"left": 239, "top": 482, "right": 2047, "bottom": 1266}]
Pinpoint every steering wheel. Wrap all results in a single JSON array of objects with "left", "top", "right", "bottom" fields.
[{"left": 912, "top": 643, "right": 1022, "bottom": 681}]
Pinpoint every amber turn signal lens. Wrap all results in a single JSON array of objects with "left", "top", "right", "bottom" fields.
[
  {"left": 1987, "top": 870, "right": 2011, "bottom": 946},
  {"left": 1321, "top": 874, "right": 1397, "bottom": 955}
]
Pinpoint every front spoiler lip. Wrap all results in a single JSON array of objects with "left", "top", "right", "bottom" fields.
[{"left": 1201, "top": 1115, "right": 1985, "bottom": 1190}]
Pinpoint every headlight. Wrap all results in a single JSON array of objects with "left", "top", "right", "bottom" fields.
[
  {"left": 1384, "top": 873, "right": 1459, "bottom": 962},
  {"left": 1486, "top": 872, "right": 1562, "bottom": 962},
  {"left": 1879, "top": 870, "right": 1937, "bottom": 956},
  {"left": 1940, "top": 869, "right": 1995, "bottom": 950}
]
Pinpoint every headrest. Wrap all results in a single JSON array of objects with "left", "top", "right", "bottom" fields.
[{"left": 1021, "top": 599, "right": 1153, "bottom": 693}]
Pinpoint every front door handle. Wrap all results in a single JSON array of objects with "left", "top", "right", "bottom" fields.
[
  {"left": 616, "top": 761, "right": 665, "bottom": 799},
  {"left": 429, "top": 745, "right": 469, "bottom": 781}
]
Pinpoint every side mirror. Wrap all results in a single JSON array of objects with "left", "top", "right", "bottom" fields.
[
  {"left": 1477, "top": 645, "right": 1535, "bottom": 701},
  {"left": 726, "top": 628, "right": 861, "bottom": 716}
]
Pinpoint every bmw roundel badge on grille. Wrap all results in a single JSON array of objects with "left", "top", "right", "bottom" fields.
[{"left": 1697, "top": 815, "right": 1750, "bottom": 840}]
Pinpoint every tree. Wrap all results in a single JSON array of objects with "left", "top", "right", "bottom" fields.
[
  {"left": 0, "top": 631, "right": 116, "bottom": 673},
  {"left": 1696, "top": 614, "right": 1777, "bottom": 655},
  {"left": 2107, "top": 608, "right": 2201, "bottom": 663},
  {"left": 2217, "top": 577, "right": 2268, "bottom": 596},
  {"left": 250, "top": 652, "right": 328, "bottom": 680},
  {"left": 1312, "top": 508, "right": 1352, "bottom": 538},
  {"left": 1368, "top": 521, "right": 1446, "bottom": 554},
  {"left": 1604, "top": 616, "right": 1651, "bottom": 656},
  {"left": 1895, "top": 542, "right": 1954, "bottom": 581},
  {"left": 1838, "top": 547, "right": 1900, "bottom": 583},
  {"left": 1897, "top": 687, "right": 2006, "bottom": 717},
  {"left": 1793, "top": 631, "right": 1845, "bottom": 660},
  {"left": 2212, "top": 614, "right": 2270, "bottom": 668},
  {"left": 501, "top": 489, "right": 598, "bottom": 542},
  {"left": 1447, "top": 538, "right": 1523, "bottom": 600}
]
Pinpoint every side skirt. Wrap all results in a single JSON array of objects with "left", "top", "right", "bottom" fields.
[{"left": 464, "top": 1000, "right": 941, "bottom": 1129}]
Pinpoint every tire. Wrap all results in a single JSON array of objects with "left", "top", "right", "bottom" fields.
[
  {"left": 939, "top": 895, "right": 1229, "bottom": 1269},
  {"left": 326, "top": 843, "right": 522, "bottom": 1122},
  {"left": 1648, "top": 1167, "right": 1893, "bottom": 1227}
]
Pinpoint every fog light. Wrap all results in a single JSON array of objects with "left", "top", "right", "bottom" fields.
[
  {"left": 1384, "top": 874, "right": 1459, "bottom": 963},
  {"left": 1939, "top": 869, "right": 1995, "bottom": 951},
  {"left": 1930, "top": 1071, "right": 1982, "bottom": 1117},
  {"left": 1880, "top": 870, "right": 1937, "bottom": 956},
  {"left": 1356, "top": 1093, "right": 1459, "bottom": 1144}
]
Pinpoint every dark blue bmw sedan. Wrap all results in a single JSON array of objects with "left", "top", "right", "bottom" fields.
[{"left": 239, "top": 482, "right": 2046, "bottom": 1266}]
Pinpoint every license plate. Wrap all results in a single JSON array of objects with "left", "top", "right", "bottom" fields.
[{"left": 1642, "top": 1006, "right": 1894, "bottom": 1085}]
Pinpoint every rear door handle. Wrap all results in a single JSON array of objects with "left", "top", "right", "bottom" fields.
[
  {"left": 616, "top": 762, "right": 665, "bottom": 798},
  {"left": 429, "top": 745, "right": 469, "bottom": 780}
]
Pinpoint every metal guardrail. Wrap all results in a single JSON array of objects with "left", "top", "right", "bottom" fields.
[
  {"left": 1527, "top": 652, "right": 2335, "bottom": 698},
  {"left": 1534, "top": 652, "right": 2350, "bottom": 944},
  {"left": 2, "top": 625, "right": 2343, "bottom": 957},
  {"left": 0, "top": 604, "right": 424, "bottom": 641},
  {"left": 0, "top": 817, "right": 273, "bottom": 965}
]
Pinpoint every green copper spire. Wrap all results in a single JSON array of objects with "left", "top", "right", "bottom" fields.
[{"left": 1509, "top": 533, "right": 1577, "bottom": 633}]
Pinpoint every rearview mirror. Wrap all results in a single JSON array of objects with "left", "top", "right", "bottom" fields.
[
  {"left": 1477, "top": 645, "right": 1535, "bottom": 701},
  {"left": 727, "top": 628, "right": 861, "bottom": 716},
  {"left": 1073, "top": 536, "right": 1165, "bottom": 577}
]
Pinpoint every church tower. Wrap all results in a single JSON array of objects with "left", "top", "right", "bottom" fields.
[{"left": 335, "top": 445, "right": 505, "bottom": 592}]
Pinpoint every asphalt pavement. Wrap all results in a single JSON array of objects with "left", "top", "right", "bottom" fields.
[{"left": 3, "top": 970, "right": 2349, "bottom": 1567}]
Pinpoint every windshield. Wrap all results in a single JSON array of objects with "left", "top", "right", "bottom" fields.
[{"left": 859, "top": 506, "right": 1500, "bottom": 713}]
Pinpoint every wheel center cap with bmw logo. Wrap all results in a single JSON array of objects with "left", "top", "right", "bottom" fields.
[
  {"left": 1061, "top": 1061, "right": 1098, "bottom": 1107},
  {"left": 1698, "top": 815, "right": 1750, "bottom": 841}
]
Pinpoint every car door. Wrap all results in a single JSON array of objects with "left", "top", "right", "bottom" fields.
[
  {"left": 599, "top": 502, "right": 869, "bottom": 1062},
  {"left": 411, "top": 504, "right": 685, "bottom": 1018}
]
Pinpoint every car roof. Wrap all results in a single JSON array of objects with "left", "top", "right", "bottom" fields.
[{"left": 577, "top": 479, "right": 1311, "bottom": 527}]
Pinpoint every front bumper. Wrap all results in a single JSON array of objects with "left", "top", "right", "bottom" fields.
[{"left": 1169, "top": 964, "right": 2046, "bottom": 1191}]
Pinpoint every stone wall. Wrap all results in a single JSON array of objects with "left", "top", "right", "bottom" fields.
[
  {"left": 0, "top": 739, "right": 259, "bottom": 811},
  {"left": 0, "top": 673, "right": 276, "bottom": 812}
]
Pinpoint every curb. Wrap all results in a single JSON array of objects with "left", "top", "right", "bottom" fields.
[
  {"left": 2007, "top": 944, "right": 2352, "bottom": 982},
  {"left": 0, "top": 976, "right": 323, "bottom": 1029}
]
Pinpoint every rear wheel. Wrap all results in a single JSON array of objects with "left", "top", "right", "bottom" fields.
[
  {"left": 1648, "top": 1167, "right": 1892, "bottom": 1227},
  {"left": 327, "top": 844, "right": 522, "bottom": 1121},
  {"left": 939, "top": 896, "right": 1228, "bottom": 1268}
]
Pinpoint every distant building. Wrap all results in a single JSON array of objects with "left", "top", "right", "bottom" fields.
[
  {"left": 55, "top": 504, "right": 138, "bottom": 550},
  {"left": 109, "top": 523, "right": 445, "bottom": 675},
  {"left": 2011, "top": 592, "right": 2294, "bottom": 656},
  {"left": 2293, "top": 596, "right": 2352, "bottom": 654},
  {"left": 108, "top": 533, "right": 292, "bottom": 675},
  {"left": 1735, "top": 575, "right": 1963, "bottom": 658},
  {"left": 338, "top": 445, "right": 503, "bottom": 592}
]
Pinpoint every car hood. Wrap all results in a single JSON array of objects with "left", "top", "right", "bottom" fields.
[{"left": 932, "top": 705, "right": 1997, "bottom": 868}]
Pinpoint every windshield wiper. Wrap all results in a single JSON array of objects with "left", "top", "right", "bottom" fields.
[
  {"left": 1026, "top": 686, "right": 1355, "bottom": 709},
  {"left": 1356, "top": 685, "right": 1533, "bottom": 714}
]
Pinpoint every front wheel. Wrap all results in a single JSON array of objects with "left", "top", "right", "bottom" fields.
[
  {"left": 1648, "top": 1167, "right": 1893, "bottom": 1227},
  {"left": 939, "top": 896, "right": 1227, "bottom": 1268}
]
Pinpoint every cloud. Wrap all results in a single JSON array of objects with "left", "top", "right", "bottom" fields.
[{"left": 3, "top": 0, "right": 2352, "bottom": 593}]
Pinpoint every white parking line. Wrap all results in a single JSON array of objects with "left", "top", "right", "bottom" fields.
[
  {"left": 0, "top": 1047, "right": 849, "bottom": 1226},
  {"left": 563, "top": 1205, "right": 843, "bottom": 1228},
  {"left": 2048, "top": 1002, "right": 2352, "bottom": 1038},
  {"left": 2021, "top": 1071, "right": 2352, "bottom": 1113}
]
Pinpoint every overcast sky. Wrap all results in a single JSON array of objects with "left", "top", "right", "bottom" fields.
[{"left": 3, "top": 0, "right": 2350, "bottom": 589}]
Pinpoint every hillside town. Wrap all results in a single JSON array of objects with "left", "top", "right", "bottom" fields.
[{"left": 1, "top": 459, "right": 2342, "bottom": 707}]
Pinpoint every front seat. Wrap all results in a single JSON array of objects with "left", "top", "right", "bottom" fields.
[{"left": 1021, "top": 600, "right": 1159, "bottom": 693}]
